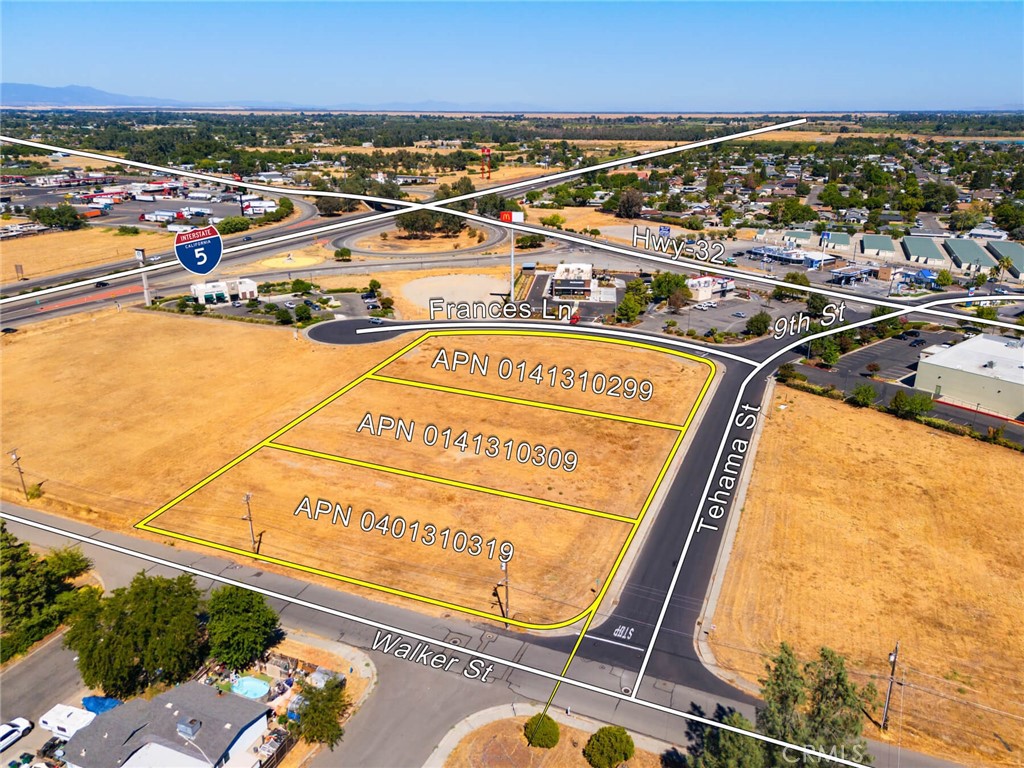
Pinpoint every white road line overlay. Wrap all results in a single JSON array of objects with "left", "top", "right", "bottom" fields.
[
  {"left": 587, "top": 635, "right": 647, "bottom": 652},
  {"left": 0, "top": 510, "right": 866, "bottom": 768},
  {"left": 356, "top": 321, "right": 759, "bottom": 366}
]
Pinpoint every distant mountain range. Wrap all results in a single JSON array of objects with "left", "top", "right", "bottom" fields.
[{"left": 0, "top": 82, "right": 543, "bottom": 111}]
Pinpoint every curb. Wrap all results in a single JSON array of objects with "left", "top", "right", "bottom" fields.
[
  {"left": 693, "top": 376, "right": 775, "bottom": 697},
  {"left": 423, "top": 702, "right": 684, "bottom": 767}
]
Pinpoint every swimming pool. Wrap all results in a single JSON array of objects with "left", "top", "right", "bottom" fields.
[{"left": 232, "top": 676, "right": 271, "bottom": 699}]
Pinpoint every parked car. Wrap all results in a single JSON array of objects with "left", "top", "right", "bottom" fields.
[
  {"left": 361, "top": 291, "right": 377, "bottom": 300},
  {"left": 909, "top": 338, "right": 927, "bottom": 347},
  {"left": 369, "top": 317, "right": 385, "bottom": 325},
  {"left": 895, "top": 332, "right": 909, "bottom": 340},
  {"left": 994, "top": 287, "right": 1009, "bottom": 295},
  {"left": 365, "top": 303, "right": 380, "bottom": 310},
  {"left": 905, "top": 330, "right": 921, "bottom": 337},
  {"left": 732, "top": 312, "right": 746, "bottom": 318},
  {"left": 2, "top": 327, "right": 18, "bottom": 334},
  {"left": 232, "top": 300, "right": 243, "bottom": 307},
  {"left": 0, "top": 718, "right": 32, "bottom": 751},
  {"left": 303, "top": 299, "right": 317, "bottom": 307},
  {"left": 284, "top": 301, "right": 296, "bottom": 309}
]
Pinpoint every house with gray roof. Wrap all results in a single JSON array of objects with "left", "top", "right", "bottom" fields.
[{"left": 63, "top": 682, "right": 270, "bottom": 768}]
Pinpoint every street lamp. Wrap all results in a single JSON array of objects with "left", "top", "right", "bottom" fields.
[{"left": 9, "top": 449, "right": 28, "bottom": 501}]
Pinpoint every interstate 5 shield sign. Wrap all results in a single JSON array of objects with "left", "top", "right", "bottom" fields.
[{"left": 174, "top": 225, "right": 223, "bottom": 275}]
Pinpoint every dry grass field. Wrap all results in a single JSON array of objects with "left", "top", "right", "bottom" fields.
[
  {"left": 146, "top": 446, "right": 631, "bottom": 626},
  {"left": 278, "top": 377, "right": 679, "bottom": 516},
  {"left": 0, "top": 310, "right": 417, "bottom": 529},
  {"left": 710, "top": 389, "right": 1024, "bottom": 767},
  {"left": 0, "top": 226, "right": 173, "bottom": 280},
  {"left": 445, "top": 716, "right": 664, "bottom": 768},
  {"left": 380, "top": 333, "right": 710, "bottom": 424},
  {"left": 2, "top": 310, "right": 709, "bottom": 628}
]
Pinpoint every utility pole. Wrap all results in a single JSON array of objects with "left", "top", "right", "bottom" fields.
[
  {"left": 242, "top": 492, "right": 257, "bottom": 553},
  {"left": 881, "top": 640, "right": 900, "bottom": 731},
  {"left": 9, "top": 449, "right": 28, "bottom": 501},
  {"left": 495, "top": 561, "right": 510, "bottom": 629}
]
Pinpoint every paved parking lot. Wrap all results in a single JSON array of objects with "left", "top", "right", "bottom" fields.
[{"left": 835, "top": 329, "right": 963, "bottom": 384}]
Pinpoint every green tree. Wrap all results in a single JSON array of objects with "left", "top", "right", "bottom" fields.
[
  {"left": 615, "top": 293, "right": 643, "bottom": 323},
  {"left": 30, "top": 202, "right": 84, "bottom": 230},
  {"left": 64, "top": 572, "right": 204, "bottom": 698},
  {"left": 805, "top": 648, "right": 875, "bottom": 764},
  {"left": 368, "top": 279, "right": 381, "bottom": 293},
  {"left": 819, "top": 183, "right": 845, "bottom": 210},
  {"left": 314, "top": 196, "right": 346, "bottom": 216},
  {"left": 757, "top": 643, "right": 808, "bottom": 765},
  {"left": 539, "top": 213, "right": 566, "bottom": 228},
  {"left": 616, "top": 187, "right": 645, "bottom": 219},
  {"left": 207, "top": 585, "right": 281, "bottom": 671},
  {"left": 294, "top": 304, "right": 313, "bottom": 323},
  {"left": 293, "top": 677, "right": 350, "bottom": 751},
  {"left": 583, "top": 725, "right": 635, "bottom": 768},
  {"left": 275, "top": 307, "right": 293, "bottom": 324},
  {"left": 772, "top": 272, "right": 811, "bottom": 301},
  {"left": 888, "top": 390, "right": 934, "bottom": 420},
  {"left": 745, "top": 311, "right": 773, "bottom": 336},
  {"left": 974, "top": 305, "right": 998, "bottom": 321},
  {"left": 935, "top": 269, "right": 954, "bottom": 287},
  {"left": 523, "top": 712, "right": 559, "bottom": 748},
  {"left": 651, "top": 272, "right": 689, "bottom": 301},
  {"left": 625, "top": 278, "right": 650, "bottom": 304},
  {"left": 515, "top": 234, "right": 545, "bottom": 249},
  {"left": 692, "top": 712, "right": 765, "bottom": 768},
  {"left": 870, "top": 305, "right": 898, "bottom": 335},
  {"left": 333, "top": 247, "right": 352, "bottom": 261},
  {"left": 395, "top": 209, "right": 436, "bottom": 237},
  {"left": 668, "top": 286, "right": 693, "bottom": 313},
  {"left": 849, "top": 384, "right": 878, "bottom": 408},
  {"left": 805, "top": 293, "right": 829, "bottom": 317},
  {"left": 818, "top": 336, "right": 841, "bottom": 367},
  {"left": 992, "top": 203, "right": 1024, "bottom": 233},
  {"left": 0, "top": 523, "right": 92, "bottom": 662},
  {"left": 218, "top": 216, "right": 251, "bottom": 234}
]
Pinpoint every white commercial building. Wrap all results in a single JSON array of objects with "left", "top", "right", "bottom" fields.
[
  {"left": 190, "top": 278, "right": 259, "bottom": 304},
  {"left": 914, "top": 334, "right": 1024, "bottom": 419},
  {"left": 687, "top": 276, "right": 736, "bottom": 302},
  {"left": 552, "top": 263, "right": 594, "bottom": 298}
]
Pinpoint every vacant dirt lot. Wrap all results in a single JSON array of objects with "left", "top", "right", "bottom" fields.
[
  {"left": 710, "top": 389, "right": 1024, "bottom": 766},
  {"left": 0, "top": 226, "right": 174, "bottom": 280},
  {"left": 279, "top": 377, "right": 678, "bottom": 516},
  {"left": 316, "top": 265, "right": 514, "bottom": 321},
  {"left": 146, "top": 447, "right": 631, "bottom": 627},
  {"left": 445, "top": 716, "right": 664, "bottom": 768},
  {"left": 381, "top": 333, "right": 712, "bottom": 425}
]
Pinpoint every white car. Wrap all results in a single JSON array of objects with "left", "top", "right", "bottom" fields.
[
  {"left": 0, "top": 718, "right": 32, "bottom": 751},
  {"left": 284, "top": 301, "right": 296, "bottom": 309}
]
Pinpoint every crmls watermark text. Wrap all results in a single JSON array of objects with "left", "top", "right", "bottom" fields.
[{"left": 782, "top": 744, "right": 868, "bottom": 764}]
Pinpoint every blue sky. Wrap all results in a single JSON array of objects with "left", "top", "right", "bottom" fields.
[{"left": 2, "top": 1, "right": 1022, "bottom": 111}]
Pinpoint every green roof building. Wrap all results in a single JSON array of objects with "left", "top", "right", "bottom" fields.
[
  {"left": 943, "top": 238, "right": 997, "bottom": 271},
  {"left": 902, "top": 236, "right": 945, "bottom": 265},
  {"left": 986, "top": 240, "right": 1024, "bottom": 278},
  {"left": 861, "top": 234, "right": 896, "bottom": 256}
]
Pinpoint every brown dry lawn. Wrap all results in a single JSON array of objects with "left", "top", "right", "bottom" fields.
[
  {"left": 445, "top": 717, "right": 664, "bottom": 768},
  {"left": 0, "top": 226, "right": 173, "bottom": 280},
  {"left": 147, "top": 447, "right": 630, "bottom": 626},
  {"left": 1, "top": 309, "right": 705, "bottom": 628},
  {"left": 380, "top": 333, "right": 711, "bottom": 424},
  {"left": 710, "top": 388, "right": 1024, "bottom": 767},
  {"left": 279, "top": 377, "right": 678, "bottom": 516}
]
